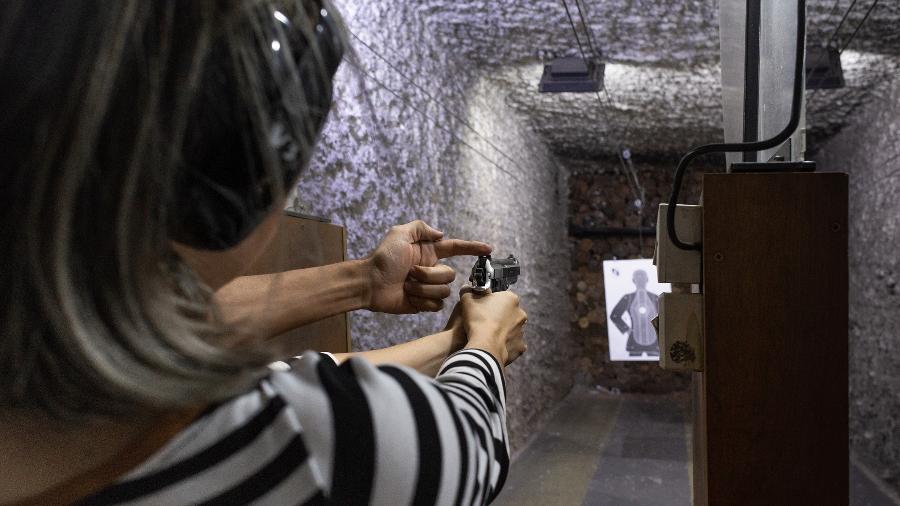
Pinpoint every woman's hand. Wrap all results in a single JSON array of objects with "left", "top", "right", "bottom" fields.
[
  {"left": 459, "top": 288, "right": 528, "bottom": 366},
  {"left": 363, "top": 220, "right": 492, "bottom": 314}
]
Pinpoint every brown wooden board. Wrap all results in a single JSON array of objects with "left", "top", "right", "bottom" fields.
[
  {"left": 691, "top": 370, "right": 707, "bottom": 506},
  {"left": 246, "top": 214, "right": 350, "bottom": 355},
  {"left": 698, "top": 173, "right": 848, "bottom": 504}
]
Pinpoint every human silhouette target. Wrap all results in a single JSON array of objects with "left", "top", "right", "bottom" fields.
[{"left": 602, "top": 259, "right": 671, "bottom": 362}]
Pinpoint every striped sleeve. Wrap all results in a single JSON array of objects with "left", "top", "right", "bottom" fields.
[
  {"left": 270, "top": 349, "right": 510, "bottom": 505},
  {"left": 79, "top": 382, "right": 325, "bottom": 505}
]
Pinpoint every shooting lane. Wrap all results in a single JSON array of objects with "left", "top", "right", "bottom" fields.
[
  {"left": 259, "top": 0, "right": 900, "bottom": 503},
  {"left": 497, "top": 0, "right": 898, "bottom": 503},
  {"left": 7, "top": 0, "right": 900, "bottom": 502}
]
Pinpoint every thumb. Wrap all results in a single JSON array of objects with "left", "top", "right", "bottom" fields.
[
  {"left": 408, "top": 220, "right": 444, "bottom": 242},
  {"left": 459, "top": 285, "right": 490, "bottom": 298}
]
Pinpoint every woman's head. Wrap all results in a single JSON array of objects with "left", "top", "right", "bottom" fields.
[{"left": 0, "top": 0, "right": 345, "bottom": 418}]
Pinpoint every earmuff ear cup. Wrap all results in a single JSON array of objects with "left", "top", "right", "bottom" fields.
[
  {"left": 168, "top": 1, "right": 345, "bottom": 251},
  {"left": 169, "top": 39, "right": 274, "bottom": 251}
]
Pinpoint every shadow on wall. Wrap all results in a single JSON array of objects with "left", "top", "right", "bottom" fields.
[{"left": 566, "top": 157, "right": 706, "bottom": 394}]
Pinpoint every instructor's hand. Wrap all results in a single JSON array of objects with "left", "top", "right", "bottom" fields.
[{"left": 364, "top": 220, "right": 491, "bottom": 314}]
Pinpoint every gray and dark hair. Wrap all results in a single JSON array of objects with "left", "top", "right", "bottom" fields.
[{"left": 0, "top": 0, "right": 345, "bottom": 418}]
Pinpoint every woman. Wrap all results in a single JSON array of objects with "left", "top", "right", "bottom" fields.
[{"left": 0, "top": 0, "right": 527, "bottom": 504}]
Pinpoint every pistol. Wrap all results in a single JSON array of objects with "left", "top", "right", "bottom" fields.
[{"left": 469, "top": 255, "right": 521, "bottom": 292}]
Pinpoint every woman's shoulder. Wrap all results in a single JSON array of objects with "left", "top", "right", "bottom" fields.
[
  {"left": 84, "top": 353, "right": 337, "bottom": 505},
  {"left": 135, "top": 351, "right": 341, "bottom": 471}
]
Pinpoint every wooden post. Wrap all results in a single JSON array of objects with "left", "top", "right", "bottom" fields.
[
  {"left": 694, "top": 172, "right": 848, "bottom": 504},
  {"left": 246, "top": 213, "right": 351, "bottom": 355}
]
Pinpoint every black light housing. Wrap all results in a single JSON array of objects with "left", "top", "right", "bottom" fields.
[
  {"left": 805, "top": 46, "right": 845, "bottom": 90},
  {"left": 539, "top": 56, "right": 604, "bottom": 93}
]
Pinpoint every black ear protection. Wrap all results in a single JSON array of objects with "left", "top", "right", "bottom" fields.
[{"left": 169, "top": 0, "right": 345, "bottom": 250}]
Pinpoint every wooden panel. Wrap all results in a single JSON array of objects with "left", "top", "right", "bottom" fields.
[
  {"left": 698, "top": 173, "right": 848, "bottom": 504},
  {"left": 247, "top": 213, "right": 350, "bottom": 354},
  {"left": 691, "top": 370, "right": 707, "bottom": 506}
]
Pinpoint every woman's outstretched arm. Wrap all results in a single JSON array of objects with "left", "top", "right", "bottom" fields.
[
  {"left": 331, "top": 306, "right": 466, "bottom": 376},
  {"left": 214, "top": 259, "right": 372, "bottom": 341},
  {"left": 214, "top": 220, "right": 491, "bottom": 342}
]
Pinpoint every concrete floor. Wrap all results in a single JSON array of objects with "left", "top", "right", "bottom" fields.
[{"left": 495, "top": 387, "right": 899, "bottom": 506}]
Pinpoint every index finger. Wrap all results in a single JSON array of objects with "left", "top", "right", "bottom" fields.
[{"left": 433, "top": 239, "right": 492, "bottom": 259}]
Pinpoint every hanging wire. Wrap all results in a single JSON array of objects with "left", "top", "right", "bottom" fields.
[
  {"left": 344, "top": 57, "right": 521, "bottom": 180},
  {"left": 574, "top": 0, "right": 637, "bottom": 144},
  {"left": 828, "top": 0, "right": 861, "bottom": 48},
  {"left": 560, "top": 0, "right": 624, "bottom": 174},
  {"left": 563, "top": 0, "right": 647, "bottom": 250},
  {"left": 343, "top": 10, "right": 471, "bottom": 99},
  {"left": 561, "top": 0, "right": 592, "bottom": 66},
  {"left": 807, "top": 0, "right": 859, "bottom": 94},
  {"left": 338, "top": 26, "right": 574, "bottom": 221},
  {"left": 838, "top": 0, "right": 880, "bottom": 54},
  {"left": 809, "top": 0, "right": 882, "bottom": 111},
  {"left": 340, "top": 8, "right": 539, "bottom": 182},
  {"left": 560, "top": 0, "right": 630, "bottom": 177},
  {"left": 570, "top": 0, "right": 642, "bottom": 179},
  {"left": 564, "top": 0, "right": 620, "bottom": 134},
  {"left": 346, "top": 29, "right": 536, "bottom": 178},
  {"left": 818, "top": 0, "right": 845, "bottom": 42},
  {"left": 572, "top": 0, "right": 602, "bottom": 61}
]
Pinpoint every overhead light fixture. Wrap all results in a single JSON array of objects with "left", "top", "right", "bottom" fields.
[
  {"left": 539, "top": 56, "right": 605, "bottom": 93},
  {"left": 805, "top": 46, "right": 845, "bottom": 89}
]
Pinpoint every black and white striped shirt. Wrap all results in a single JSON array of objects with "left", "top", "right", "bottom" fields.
[{"left": 80, "top": 349, "right": 509, "bottom": 505}]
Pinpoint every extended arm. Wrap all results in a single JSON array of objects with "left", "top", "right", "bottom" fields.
[
  {"left": 214, "top": 259, "right": 371, "bottom": 341},
  {"left": 215, "top": 221, "right": 491, "bottom": 342},
  {"left": 333, "top": 324, "right": 467, "bottom": 377}
]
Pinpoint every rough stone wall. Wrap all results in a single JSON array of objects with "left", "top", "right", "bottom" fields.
[
  {"left": 293, "top": 0, "right": 575, "bottom": 451},
  {"left": 566, "top": 157, "right": 704, "bottom": 393},
  {"left": 814, "top": 77, "right": 900, "bottom": 494}
]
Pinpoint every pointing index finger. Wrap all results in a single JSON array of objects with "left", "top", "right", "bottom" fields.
[{"left": 433, "top": 239, "right": 492, "bottom": 260}]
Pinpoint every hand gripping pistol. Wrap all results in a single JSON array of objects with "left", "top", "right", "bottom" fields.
[{"left": 469, "top": 255, "right": 521, "bottom": 292}]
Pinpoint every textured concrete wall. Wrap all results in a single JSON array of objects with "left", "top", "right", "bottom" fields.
[
  {"left": 566, "top": 157, "right": 703, "bottom": 393},
  {"left": 293, "top": 0, "right": 575, "bottom": 451},
  {"left": 814, "top": 77, "right": 900, "bottom": 494}
]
